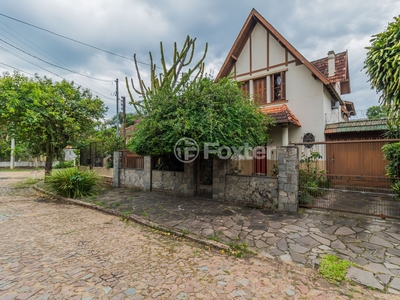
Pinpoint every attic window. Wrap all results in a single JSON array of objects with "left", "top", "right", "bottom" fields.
[{"left": 272, "top": 72, "right": 286, "bottom": 101}]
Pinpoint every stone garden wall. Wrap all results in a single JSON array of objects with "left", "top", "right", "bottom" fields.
[
  {"left": 225, "top": 175, "right": 278, "bottom": 208},
  {"left": 115, "top": 147, "right": 299, "bottom": 213}
]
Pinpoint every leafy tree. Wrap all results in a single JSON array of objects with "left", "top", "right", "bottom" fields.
[
  {"left": 364, "top": 16, "right": 400, "bottom": 125},
  {"left": 127, "top": 76, "right": 275, "bottom": 156},
  {"left": 0, "top": 72, "right": 107, "bottom": 173},
  {"left": 366, "top": 105, "right": 387, "bottom": 119}
]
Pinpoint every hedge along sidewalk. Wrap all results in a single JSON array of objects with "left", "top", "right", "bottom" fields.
[{"left": 33, "top": 186, "right": 231, "bottom": 252}]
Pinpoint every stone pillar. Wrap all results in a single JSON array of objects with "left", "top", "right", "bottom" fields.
[
  {"left": 212, "top": 157, "right": 228, "bottom": 200},
  {"left": 143, "top": 156, "right": 152, "bottom": 191},
  {"left": 113, "top": 151, "right": 120, "bottom": 188},
  {"left": 277, "top": 146, "right": 299, "bottom": 213}
]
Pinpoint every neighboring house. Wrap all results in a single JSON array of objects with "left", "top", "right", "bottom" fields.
[{"left": 216, "top": 8, "right": 355, "bottom": 175}]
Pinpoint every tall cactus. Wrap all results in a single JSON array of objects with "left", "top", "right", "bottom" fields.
[{"left": 126, "top": 36, "right": 208, "bottom": 116}]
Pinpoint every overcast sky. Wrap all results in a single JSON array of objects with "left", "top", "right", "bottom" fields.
[{"left": 0, "top": 0, "right": 399, "bottom": 119}]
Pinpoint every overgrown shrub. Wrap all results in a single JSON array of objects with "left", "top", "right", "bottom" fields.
[
  {"left": 382, "top": 142, "right": 400, "bottom": 198},
  {"left": 46, "top": 168, "right": 103, "bottom": 198},
  {"left": 299, "top": 152, "right": 329, "bottom": 201},
  {"left": 53, "top": 160, "right": 74, "bottom": 169}
]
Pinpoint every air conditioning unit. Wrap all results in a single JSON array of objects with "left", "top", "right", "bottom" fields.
[{"left": 331, "top": 100, "right": 340, "bottom": 109}]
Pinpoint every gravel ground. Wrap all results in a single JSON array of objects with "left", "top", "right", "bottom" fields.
[{"left": 0, "top": 177, "right": 397, "bottom": 299}]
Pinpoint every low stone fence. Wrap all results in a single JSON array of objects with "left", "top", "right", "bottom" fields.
[
  {"left": 225, "top": 175, "right": 278, "bottom": 208},
  {"left": 113, "top": 146, "right": 299, "bottom": 213}
]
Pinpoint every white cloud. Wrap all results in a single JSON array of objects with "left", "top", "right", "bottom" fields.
[{"left": 0, "top": 0, "right": 399, "bottom": 117}]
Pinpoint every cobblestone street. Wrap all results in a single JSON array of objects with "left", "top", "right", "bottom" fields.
[{"left": 0, "top": 176, "right": 397, "bottom": 299}]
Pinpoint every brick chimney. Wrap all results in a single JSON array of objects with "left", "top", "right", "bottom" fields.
[{"left": 327, "top": 50, "right": 335, "bottom": 77}]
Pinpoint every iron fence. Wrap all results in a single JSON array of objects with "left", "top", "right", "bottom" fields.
[{"left": 80, "top": 142, "right": 111, "bottom": 168}]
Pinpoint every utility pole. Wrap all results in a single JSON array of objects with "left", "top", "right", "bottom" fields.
[
  {"left": 121, "top": 96, "right": 126, "bottom": 149},
  {"left": 10, "top": 137, "right": 15, "bottom": 169},
  {"left": 115, "top": 78, "right": 119, "bottom": 138}
]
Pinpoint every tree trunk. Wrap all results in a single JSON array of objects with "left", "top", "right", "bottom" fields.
[{"left": 45, "top": 140, "right": 53, "bottom": 175}]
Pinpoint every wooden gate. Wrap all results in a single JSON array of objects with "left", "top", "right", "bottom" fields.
[
  {"left": 294, "top": 139, "right": 400, "bottom": 218},
  {"left": 326, "top": 140, "right": 389, "bottom": 187}
]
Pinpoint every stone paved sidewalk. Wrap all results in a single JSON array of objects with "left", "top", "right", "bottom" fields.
[
  {"left": 56, "top": 186, "right": 400, "bottom": 295},
  {"left": 1, "top": 178, "right": 393, "bottom": 299}
]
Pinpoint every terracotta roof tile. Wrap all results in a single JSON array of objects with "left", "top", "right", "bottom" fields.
[
  {"left": 260, "top": 104, "right": 301, "bottom": 127},
  {"left": 311, "top": 51, "right": 348, "bottom": 84}
]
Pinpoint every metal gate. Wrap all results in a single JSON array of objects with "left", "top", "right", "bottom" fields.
[{"left": 294, "top": 140, "right": 400, "bottom": 219}]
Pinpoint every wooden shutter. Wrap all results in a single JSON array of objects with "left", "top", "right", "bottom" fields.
[{"left": 253, "top": 77, "right": 266, "bottom": 105}]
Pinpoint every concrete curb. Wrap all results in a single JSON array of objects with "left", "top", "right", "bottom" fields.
[{"left": 33, "top": 186, "right": 231, "bottom": 252}]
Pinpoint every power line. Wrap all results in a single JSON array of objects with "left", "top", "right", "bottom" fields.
[
  {"left": 0, "top": 12, "right": 153, "bottom": 67},
  {"left": 0, "top": 38, "right": 112, "bottom": 82},
  {"left": 0, "top": 21, "right": 115, "bottom": 97}
]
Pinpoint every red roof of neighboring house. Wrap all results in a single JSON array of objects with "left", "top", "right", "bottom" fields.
[
  {"left": 311, "top": 51, "right": 351, "bottom": 94},
  {"left": 260, "top": 104, "right": 301, "bottom": 127}
]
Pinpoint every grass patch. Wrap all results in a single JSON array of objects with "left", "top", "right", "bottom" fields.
[
  {"left": 13, "top": 178, "right": 42, "bottom": 188},
  {"left": 319, "top": 254, "right": 352, "bottom": 284},
  {"left": 227, "top": 240, "right": 255, "bottom": 258}
]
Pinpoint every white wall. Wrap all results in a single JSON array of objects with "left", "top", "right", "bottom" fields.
[{"left": 234, "top": 22, "right": 336, "bottom": 145}]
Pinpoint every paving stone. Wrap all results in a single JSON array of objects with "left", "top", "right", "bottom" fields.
[
  {"left": 335, "top": 249, "right": 357, "bottom": 259},
  {"left": 277, "top": 238, "right": 288, "bottom": 251},
  {"left": 358, "top": 242, "right": 383, "bottom": 250},
  {"left": 309, "top": 234, "right": 330, "bottom": 246},
  {"left": 124, "top": 288, "right": 136, "bottom": 295},
  {"left": 331, "top": 240, "right": 346, "bottom": 250},
  {"left": 280, "top": 254, "right": 293, "bottom": 262},
  {"left": 321, "top": 225, "right": 338, "bottom": 234},
  {"left": 364, "top": 263, "right": 393, "bottom": 275},
  {"left": 351, "top": 257, "right": 369, "bottom": 266},
  {"left": 351, "top": 227, "right": 364, "bottom": 233},
  {"left": 259, "top": 251, "right": 275, "bottom": 259},
  {"left": 389, "top": 288, "right": 400, "bottom": 295},
  {"left": 231, "top": 289, "right": 246, "bottom": 297},
  {"left": 386, "top": 232, "right": 400, "bottom": 242},
  {"left": 346, "top": 267, "right": 384, "bottom": 290},
  {"left": 390, "top": 277, "right": 400, "bottom": 291},
  {"left": 346, "top": 243, "right": 364, "bottom": 254},
  {"left": 293, "top": 236, "right": 320, "bottom": 248},
  {"left": 385, "top": 263, "right": 400, "bottom": 269},
  {"left": 363, "top": 252, "right": 384, "bottom": 264},
  {"left": 387, "top": 247, "right": 400, "bottom": 256},
  {"left": 314, "top": 232, "right": 337, "bottom": 241},
  {"left": 289, "top": 250, "right": 307, "bottom": 264},
  {"left": 335, "top": 227, "right": 355, "bottom": 235},
  {"left": 387, "top": 256, "right": 400, "bottom": 266},
  {"left": 369, "top": 235, "right": 393, "bottom": 248},
  {"left": 269, "top": 248, "right": 285, "bottom": 256},
  {"left": 266, "top": 237, "right": 280, "bottom": 245},
  {"left": 289, "top": 243, "right": 310, "bottom": 254},
  {"left": 377, "top": 274, "right": 392, "bottom": 285}
]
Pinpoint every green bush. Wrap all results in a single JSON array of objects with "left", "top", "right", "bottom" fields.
[
  {"left": 53, "top": 161, "right": 74, "bottom": 169},
  {"left": 46, "top": 168, "right": 103, "bottom": 198},
  {"left": 382, "top": 142, "right": 400, "bottom": 199}
]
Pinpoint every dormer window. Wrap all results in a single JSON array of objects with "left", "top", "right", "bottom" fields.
[{"left": 272, "top": 72, "right": 286, "bottom": 102}]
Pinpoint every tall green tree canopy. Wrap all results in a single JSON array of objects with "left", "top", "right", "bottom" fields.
[
  {"left": 0, "top": 72, "right": 107, "bottom": 173},
  {"left": 364, "top": 16, "right": 400, "bottom": 125},
  {"left": 366, "top": 105, "right": 387, "bottom": 119},
  {"left": 127, "top": 76, "right": 275, "bottom": 156}
]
